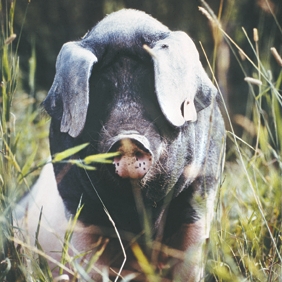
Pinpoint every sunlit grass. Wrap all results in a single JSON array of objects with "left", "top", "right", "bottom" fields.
[{"left": 203, "top": 4, "right": 282, "bottom": 279}]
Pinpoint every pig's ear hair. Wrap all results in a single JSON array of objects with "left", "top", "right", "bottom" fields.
[
  {"left": 43, "top": 42, "right": 97, "bottom": 138},
  {"left": 151, "top": 31, "right": 217, "bottom": 127}
]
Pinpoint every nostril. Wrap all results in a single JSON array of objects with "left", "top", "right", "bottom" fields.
[{"left": 110, "top": 138, "right": 152, "bottom": 179}]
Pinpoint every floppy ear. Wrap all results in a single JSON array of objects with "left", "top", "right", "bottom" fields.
[
  {"left": 43, "top": 42, "right": 97, "bottom": 138},
  {"left": 151, "top": 31, "right": 217, "bottom": 127}
]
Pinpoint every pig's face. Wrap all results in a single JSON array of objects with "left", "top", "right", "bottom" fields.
[{"left": 81, "top": 55, "right": 191, "bottom": 203}]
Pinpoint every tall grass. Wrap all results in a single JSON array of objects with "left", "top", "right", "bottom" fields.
[
  {"left": 208, "top": 69, "right": 282, "bottom": 279},
  {"left": 201, "top": 3, "right": 282, "bottom": 280},
  {"left": 0, "top": 1, "right": 281, "bottom": 281},
  {"left": 0, "top": 1, "right": 49, "bottom": 281}
]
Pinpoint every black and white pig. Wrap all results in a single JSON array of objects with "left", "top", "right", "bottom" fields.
[{"left": 16, "top": 9, "right": 225, "bottom": 282}]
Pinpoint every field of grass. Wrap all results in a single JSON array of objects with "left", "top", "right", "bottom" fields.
[{"left": 0, "top": 1, "right": 281, "bottom": 281}]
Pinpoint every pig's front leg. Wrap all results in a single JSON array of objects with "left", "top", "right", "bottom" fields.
[{"left": 160, "top": 182, "right": 218, "bottom": 281}]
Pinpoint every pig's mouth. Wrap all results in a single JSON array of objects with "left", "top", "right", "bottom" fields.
[{"left": 108, "top": 138, "right": 153, "bottom": 180}]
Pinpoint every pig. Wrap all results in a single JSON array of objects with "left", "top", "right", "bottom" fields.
[{"left": 16, "top": 9, "right": 225, "bottom": 282}]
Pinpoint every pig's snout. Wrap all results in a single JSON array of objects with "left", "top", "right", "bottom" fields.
[{"left": 111, "top": 138, "right": 153, "bottom": 179}]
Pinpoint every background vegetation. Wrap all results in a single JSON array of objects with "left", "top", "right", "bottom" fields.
[{"left": 0, "top": 0, "right": 281, "bottom": 281}]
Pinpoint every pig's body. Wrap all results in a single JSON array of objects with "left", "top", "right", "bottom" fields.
[{"left": 16, "top": 9, "right": 225, "bottom": 282}]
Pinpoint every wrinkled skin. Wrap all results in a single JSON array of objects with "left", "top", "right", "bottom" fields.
[{"left": 18, "top": 9, "right": 225, "bottom": 282}]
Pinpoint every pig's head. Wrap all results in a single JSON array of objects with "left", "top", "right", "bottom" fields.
[{"left": 43, "top": 9, "right": 218, "bottom": 228}]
